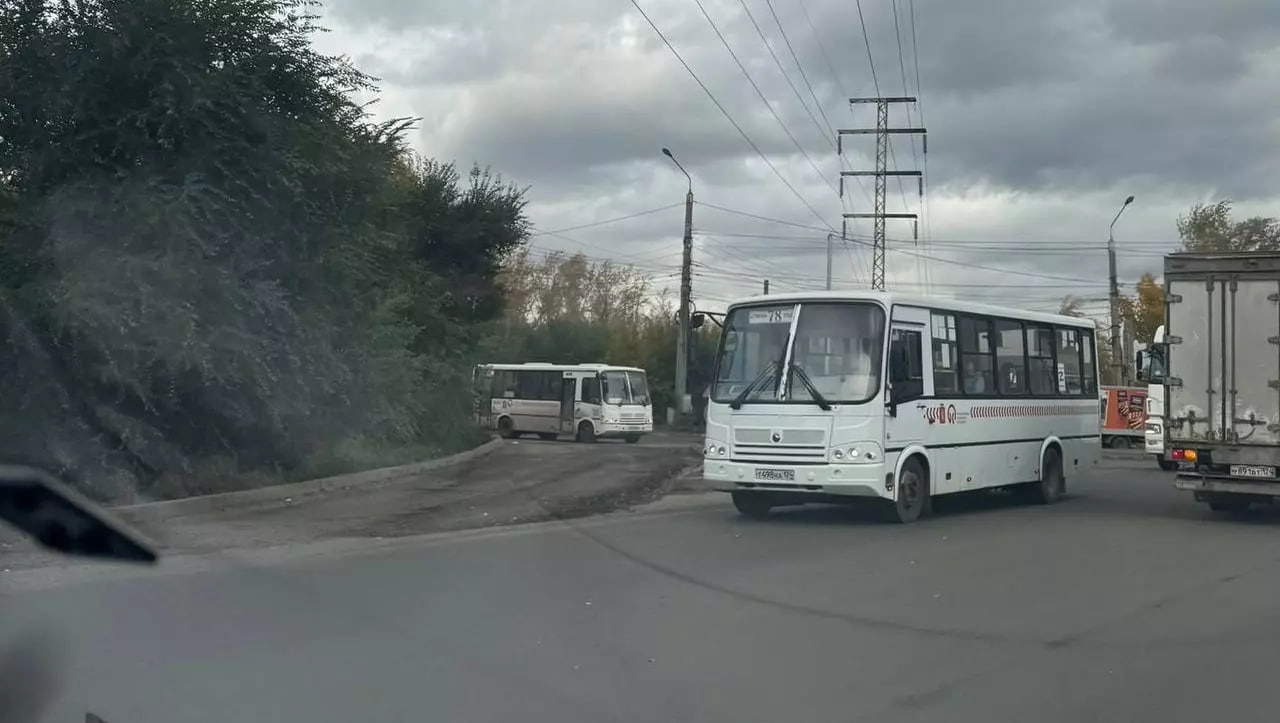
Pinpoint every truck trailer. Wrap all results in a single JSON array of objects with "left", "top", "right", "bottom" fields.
[
  {"left": 1099, "top": 385, "right": 1148, "bottom": 449},
  {"left": 1163, "top": 252, "right": 1280, "bottom": 512}
]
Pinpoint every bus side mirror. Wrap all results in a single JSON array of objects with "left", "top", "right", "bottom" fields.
[{"left": 1134, "top": 350, "right": 1145, "bottom": 381}]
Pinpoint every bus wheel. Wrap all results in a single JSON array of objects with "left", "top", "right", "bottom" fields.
[
  {"left": 1031, "top": 447, "right": 1065, "bottom": 504},
  {"left": 624, "top": 434, "right": 642, "bottom": 444},
  {"left": 885, "top": 457, "right": 928, "bottom": 524},
  {"left": 732, "top": 492, "right": 772, "bottom": 519},
  {"left": 576, "top": 421, "right": 597, "bottom": 443},
  {"left": 497, "top": 417, "right": 516, "bottom": 439}
]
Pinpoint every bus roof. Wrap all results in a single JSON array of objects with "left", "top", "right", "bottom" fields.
[
  {"left": 723, "top": 290, "right": 1096, "bottom": 329},
  {"left": 478, "top": 363, "right": 647, "bottom": 373}
]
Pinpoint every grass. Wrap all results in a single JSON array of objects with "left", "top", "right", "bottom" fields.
[{"left": 141, "top": 427, "right": 492, "bottom": 503}]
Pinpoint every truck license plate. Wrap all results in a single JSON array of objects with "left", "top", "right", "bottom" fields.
[
  {"left": 1230, "top": 464, "right": 1275, "bottom": 479},
  {"left": 754, "top": 468, "right": 795, "bottom": 481}
]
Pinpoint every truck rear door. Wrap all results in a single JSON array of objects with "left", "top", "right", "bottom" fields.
[{"left": 1166, "top": 253, "right": 1280, "bottom": 446}]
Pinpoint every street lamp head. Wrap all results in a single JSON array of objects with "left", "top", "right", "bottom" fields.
[
  {"left": 1124, "top": 195, "right": 1135, "bottom": 205},
  {"left": 661, "top": 147, "right": 674, "bottom": 158}
]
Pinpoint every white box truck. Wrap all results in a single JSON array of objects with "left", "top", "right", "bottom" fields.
[{"left": 1164, "top": 252, "right": 1280, "bottom": 512}]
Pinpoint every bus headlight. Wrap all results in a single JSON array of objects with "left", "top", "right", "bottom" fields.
[
  {"left": 705, "top": 443, "right": 727, "bottom": 458},
  {"left": 830, "top": 443, "right": 881, "bottom": 464}
]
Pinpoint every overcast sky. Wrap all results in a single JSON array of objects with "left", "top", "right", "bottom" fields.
[{"left": 311, "top": 0, "right": 1280, "bottom": 317}]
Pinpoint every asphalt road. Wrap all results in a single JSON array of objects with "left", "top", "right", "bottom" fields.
[{"left": 7, "top": 456, "right": 1280, "bottom": 723}]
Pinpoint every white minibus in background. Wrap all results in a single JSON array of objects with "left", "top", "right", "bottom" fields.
[
  {"left": 701, "top": 291, "right": 1101, "bottom": 522},
  {"left": 473, "top": 363, "right": 653, "bottom": 443}
]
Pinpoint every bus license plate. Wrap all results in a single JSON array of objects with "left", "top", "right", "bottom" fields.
[
  {"left": 754, "top": 468, "right": 795, "bottom": 481},
  {"left": 1230, "top": 464, "right": 1275, "bottom": 479}
]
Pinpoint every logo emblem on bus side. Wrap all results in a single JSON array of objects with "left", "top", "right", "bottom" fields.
[
  {"left": 922, "top": 404, "right": 958, "bottom": 425},
  {"left": 771, "top": 431, "right": 783, "bottom": 443}
]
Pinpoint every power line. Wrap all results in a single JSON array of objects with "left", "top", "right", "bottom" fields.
[
  {"left": 688, "top": 0, "right": 841, "bottom": 201},
  {"left": 529, "top": 204, "right": 682, "bottom": 236},
  {"left": 734, "top": 0, "right": 829, "bottom": 152},
  {"left": 906, "top": 0, "right": 933, "bottom": 292},
  {"left": 628, "top": 0, "right": 835, "bottom": 232},
  {"left": 850, "top": 0, "right": 912, "bottom": 215},
  {"left": 696, "top": 200, "right": 833, "bottom": 233},
  {"left": 695, "top": 201, "right": 1105, "bottom": 284},
  {"left": 889, "top": 0, "right": 924, "bottom": 288},
  {"left": 766, "top": 0, "right": 834, "bottom": 144},
  {"left": 756, "top": 0, "right": 871, "bottom": 288},
  {"left": 792, "top": 0, "right": 874, "bottom": 215}
]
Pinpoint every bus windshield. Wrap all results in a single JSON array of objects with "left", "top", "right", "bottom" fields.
[
  {"left": 712, "top": 302, "right": 886, "bottom": 405},
  {"left": 602, "top": 370, "right": 650, "bottom": 405}
]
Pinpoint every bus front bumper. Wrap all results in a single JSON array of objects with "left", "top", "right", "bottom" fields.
[
  {"left": 597, "top": 421, "right": 653, "bottom": 436},
  {"left": 700, "top": 459, "right": 890, "bottom": 500}
]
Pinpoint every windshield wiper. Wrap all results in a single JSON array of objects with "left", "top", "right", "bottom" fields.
[
  {"left": 788, "top": 363, "right": 832, "bottom": 410},
  {"left": 729, "top": 360, "right": 779, "bottom": 410}
]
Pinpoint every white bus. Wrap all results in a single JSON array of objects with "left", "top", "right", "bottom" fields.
[
  {"left": 473, "top": 363, "right": 653, "bottom": 443},
  {"left": 701, "top": 291, "right": 1102, "bottom": 522}
]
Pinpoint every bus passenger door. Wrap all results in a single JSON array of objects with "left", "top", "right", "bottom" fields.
[
  {"left": 886, "top": 306, "right": 939, "bottom": 486},
  {"left": 559, "top": 376, "right": 578, "bottom": 436}
]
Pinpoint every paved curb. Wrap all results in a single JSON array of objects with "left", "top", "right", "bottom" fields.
[{"left": 117, "top": 436, "right": 505, "bottom": 518}]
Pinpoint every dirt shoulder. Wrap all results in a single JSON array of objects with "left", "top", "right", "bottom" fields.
[{"left": 0, "top": 434, "right": 702, "bottom": 570}]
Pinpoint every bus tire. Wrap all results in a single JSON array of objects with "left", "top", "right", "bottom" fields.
[
  {"left": 1031, "top": 446, "right": 1065, "bottom": 504},
  {"left": 497, "top": 417, "right": 516, "bottom": 439},
  {"left": 576, "top": 421, "right": 597, "bottom": 443},
  {"left": 732, "top": 492, "right": 772, "bottom": 519},
  {"left": 624, "top": 434, "right": 642, "bottom": 444},
  {"left": 885, "top": 456, "right": 928, "bottom": 524}
]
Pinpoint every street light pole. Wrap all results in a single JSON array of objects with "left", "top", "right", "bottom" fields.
[
  {"left": 1108, "top": 195, "right": 1135, "bottom": 386},
  {"left": 663, "top": 147, "right": 694, "bottom": 417}
]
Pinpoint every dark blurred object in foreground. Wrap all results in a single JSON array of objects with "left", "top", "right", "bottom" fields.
[{"left": 0, "top": 465, "right": 157, "bottom": 564}]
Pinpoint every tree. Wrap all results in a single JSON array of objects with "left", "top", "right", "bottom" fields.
[
  {"left": 1119, "top": 273, "right": 1163, "bottom": 344},
  {"left": 1177, "top": 201, "right": 1280, "bottom": 253},
  {"left": 494, "top": 249, "right": 718, "bottom": 412},
  {"left": 1058, "top": 296, "right": 1086, "bottom": 317},
  {"left": 0, "top": 0, "right": 529, "bottom": 498}
]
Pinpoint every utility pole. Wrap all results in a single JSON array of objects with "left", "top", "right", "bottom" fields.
[
  {"left": 1108, "top": 195, "right": 1135, "bottom": 386},
  {"left": 837, "top": 97, "right": 926, "bottom": 290},
  {"left": 663, "top": 148, "right": 694, "bottom": 417},
  {"left": 763, "top": 279, "right": 770, "bottom": 295}
]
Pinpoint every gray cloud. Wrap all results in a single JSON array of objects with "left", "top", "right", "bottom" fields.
[{"left": 313, "top": 0, "right": 1280, "bottom": 312}]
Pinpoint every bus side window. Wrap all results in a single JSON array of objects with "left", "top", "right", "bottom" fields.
[
  {"left": 994, "top": 319, "right": 1026, "bottom": 395},
  {"left": 959, "top": 316, "right": 996, "bottom": 395},
  {"left": 1025, "top": 325, "right": 1056, "bottom": 395},
  {"left": 1080, "top": 331, "right": 1098, "bottom": 395},
  {"left": 582, "top": 377, "right": 602, "bottom": 404},
  {"left": 931, "top": 312, "right": 959, "bottom": 394},
  {"left": 1056, "top": 328, "right": 1083, "bottom": 395}
]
